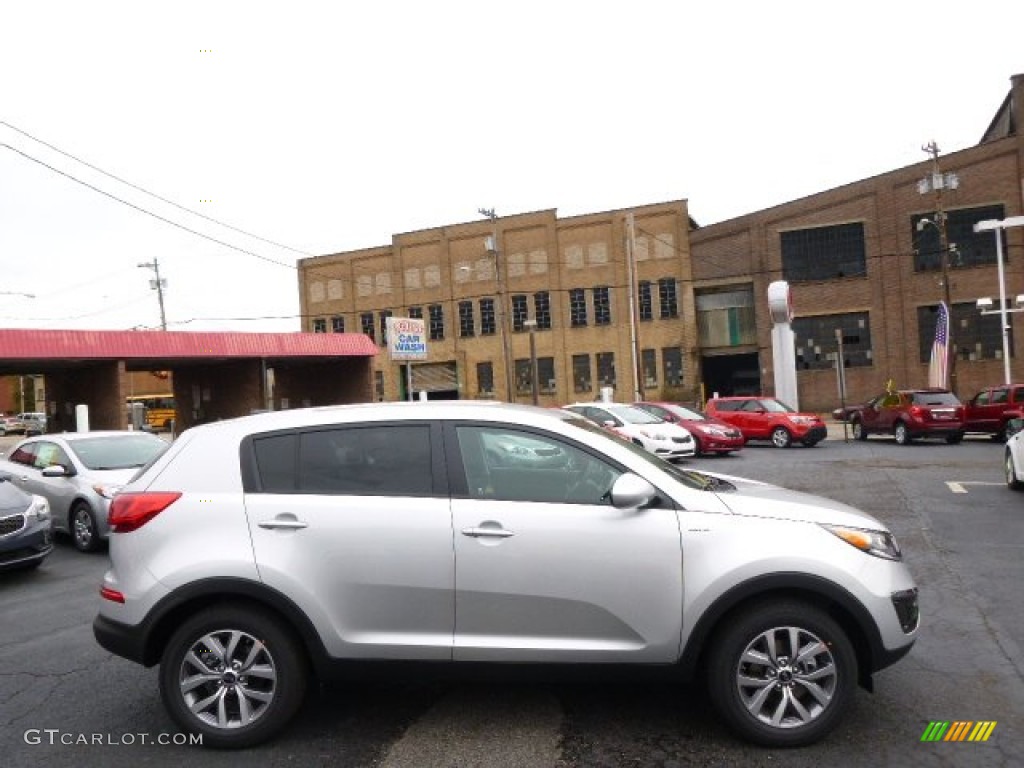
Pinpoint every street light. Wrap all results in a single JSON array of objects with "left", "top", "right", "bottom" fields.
[
  {"left": 974, "top": 215, "right": 1024, "bottom": 385},
  {"left": 478, "top": 208, "right": 515, "bottom": 402},
  {"left": 523, "top": 318, "right": 539, "bottom": 405}
]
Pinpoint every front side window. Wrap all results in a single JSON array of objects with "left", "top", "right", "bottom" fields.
[{"left": 454, "top": 424, "right": 623, "bottom": 505}]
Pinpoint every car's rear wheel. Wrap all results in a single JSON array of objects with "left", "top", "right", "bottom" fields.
[
  {"left": 70, "top": 502, "right": 99, "bottom": 552},
  {"left": 893, "top": 421, "right": 912, "bottom": 445},
  {"left": 159, "top": 605, "right": 308, "bottom": 749},
  {"left": 1005, "top": 450, "right": 1024, "bottom": 490},
  {"left": 707, "top": 600, "right": 857, "bottom": 748},
  {"left": 945, "top": 432, "right": 964, "bottom": 445},
  {"left": 770, "top": 427, "right": 792, "bottom": 448}
]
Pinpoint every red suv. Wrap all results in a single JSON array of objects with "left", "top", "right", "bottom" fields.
[
  {"left": 849, "top": 389, "right": 964, "bottom": 445},
  {"left": 962, "top": 384, "right": 1024, "bottom": 440},
  {"left": 704, "top": 396, "right": 827, "bottom": 448}
]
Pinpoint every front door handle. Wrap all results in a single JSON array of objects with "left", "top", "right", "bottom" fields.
[{"left": 461, "top": 526, "right": 515, "bottom": 539}]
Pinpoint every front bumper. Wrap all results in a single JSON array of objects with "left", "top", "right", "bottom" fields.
[{"left": 0, "top": 519, "right": 53, "bottom": 571}]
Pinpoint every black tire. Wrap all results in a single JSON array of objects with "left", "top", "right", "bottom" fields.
[
  {"left": 802, "top": 439, "right": 820, "bottom": 448},
  {"left": 707, "top": 600, "right": 857, "bottom": 748},
  {"left": 851, "top": 419, "right": 868, "bottom": 441},
  {"left": 70, "top": 502, "right": 99, "bottom": 552},
  {"left": 893, "top": 421, "right": 912, "bottom": 445},
  {"left": 770, "top": 427, "right": 792, "bottom": 449},
  {"left": 945, "top": 432, "right": 964, "bottom": 445},
  {"left": 1005, "top": 450, "right": 1024, "bottom": 490},
  {"left": 159, "top": 605, "right": 308, "bottom": 749}
]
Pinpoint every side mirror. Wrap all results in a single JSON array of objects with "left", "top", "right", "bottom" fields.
[
  {"left": 609, "top": 473, "right": 659, "bottom": 509},
  {"left": 1006, "top": 418, "right": 1024, "bottom": 440},
  {"left": 41, "top": 464, "right": 71, "bottom": 478}
]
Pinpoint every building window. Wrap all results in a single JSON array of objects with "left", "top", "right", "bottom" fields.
[
  {"left": 477, "top": 361, "right": 494, "bottom": 396},
  {"left": 569, "top": 288, "right": 588, "bottom": 327},
  {"left": 515, "top": 359, "right": 532, "bottom": 393},
  {"left": 534, "top": 291, "right": 551, "bottom": 330},
  {"left": 658, "top": 278, "right": 678, "bottom": 319},
  {"left": 793, "top": 312, "right": 873, "bottom": 370},
  {"left": 408, "top": 306, "right": 423, "bottom": 319},
  {"left": 511, "top": 294, "right": 528, "bottom": 332},
  {"left": 596, "top": 352, "right": 616, "bottom": 387},
  {"left": 480, "top": 298, "right": 496, "bottom": 335},
  {"left": 572, "top": 354, "right": 592, "bottom": 393},
  {"left": 662, "top": 347, "right": 683, "bottom": 386},
  {"left": 428, "top": 304, "right": 444, "bottom": 341},
  {"left": 638, "top": 281, "right": 653, "bottom": 321},
  {"left": 912, "top": 204, "right": 1006, "bottom": 272},
  {"left": 374, "top": 370, "right": 384, "bottom": 401},
  {"left": 459, "top": 301, "right": 475, "bottom": 338},
  {"left": 696, "top": 288, "right": 757, "bottom": 347},
  {"left": 917, "top": 302, "right": 1008, "bottom": 363},
  {"left": 312, "top": 318, "right": 327, "bottom": 333},
  {"left": 537, "top": 357, "right": 555, "bottom": 392},
  {"left": 781, "top": 222, "right": 867, "bottom": 281},
  {"left": 641, "top": 349, "right": 657, "bottom": 388},
  {"left": 593, "top": 286, "right": 611, "bottom": 326},
  {"left": 331, "top": 316, "right": 344, "bottom": 333},
  {"left": 379, "top": 310, "right": 392, "bottom": 345},
  {"left": 360, "top": 312, "right": 375, "bottom": 342}
]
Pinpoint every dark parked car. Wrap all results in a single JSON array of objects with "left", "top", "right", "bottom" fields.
[
  {"left": 962, "top": 384, "right": 1024, "bottom": 440},
  {"left": 849, "top": 389, "right": 964, "bottom": 445},
  {"left": 633, "top": 401, "right": 745, "bottom": 456},
  {"left": 705, "top": 396, "right": 827, "bottom": 448},
  {"left": 0, "top": 472, "right": 52, "bottom": 572}
]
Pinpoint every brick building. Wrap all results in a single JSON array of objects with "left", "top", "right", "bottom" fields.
[
  {"left": 693, "top": 73, "right": 1024, "bottom": 410},
  {"left": 299, "top": 73, "right": 1024, "bottom": 412},
  {"left": 298, "top": 201, "right": 697, "bottom": 405}
]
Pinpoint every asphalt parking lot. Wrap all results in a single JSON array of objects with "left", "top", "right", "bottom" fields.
[{"left": 1, "top": 427, "right": 1022, "bottom": 767}]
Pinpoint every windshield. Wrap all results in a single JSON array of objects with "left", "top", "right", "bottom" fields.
[
  {"left": 561, "top": 417, "right": 728, "bottom": 492},
  {"left": 68, "top": 435, "right": 169, "bottom": 470},
  {"left": 604, "top": 405, "right": 664, "bottom": 425}
]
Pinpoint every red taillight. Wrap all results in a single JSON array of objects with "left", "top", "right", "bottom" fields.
[
  {"left": 108, "top": 492, "right": 182, "bottom": 533},
  {"left": 909, "top": 405, "right": 926, "bottom": 419},
  {"left": 100, "top": 585, "right": 125, "bottom": 603}
]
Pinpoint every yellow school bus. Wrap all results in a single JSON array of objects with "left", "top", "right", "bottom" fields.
[{"left": 126, "top": 394, "right": 176, "bottom": 431}]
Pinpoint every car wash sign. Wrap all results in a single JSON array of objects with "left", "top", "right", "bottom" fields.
[{"left": 386, "top": 317, "right": 428, "bottom": 361}]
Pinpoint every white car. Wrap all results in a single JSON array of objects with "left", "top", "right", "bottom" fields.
[
  {"left": 564, "top": 402, "right": 696, "bottom": 460},
  {"left": 1004, "top": 418, "right": 1024, "bottom": 489}
]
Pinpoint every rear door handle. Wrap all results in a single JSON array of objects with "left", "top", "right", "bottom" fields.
[
  {"left": 258, "top": 517, "right": 309, "bottom": 530},
  {"left": 461, "top": 526, "right": 515, "bottom": 539}
]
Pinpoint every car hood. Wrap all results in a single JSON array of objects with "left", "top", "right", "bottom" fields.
[
  {"left": 703, "top": 472, "right": 887, "bottom": 530},
  {"left": 77, "top": 467, "right": 142, "bottom": 486}
]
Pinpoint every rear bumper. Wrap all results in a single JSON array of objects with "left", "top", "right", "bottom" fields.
[{"left": 93, "top": 613, "right": 149, "bottom": 665}]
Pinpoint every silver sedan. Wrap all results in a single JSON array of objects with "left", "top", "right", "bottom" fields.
[{"left": 0, "top": 431, "right": 168, "bottom": 551}]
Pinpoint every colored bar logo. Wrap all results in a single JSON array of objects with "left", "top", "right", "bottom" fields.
[{"left": 921, "top": 721, "right": 997, "bottom": 742}]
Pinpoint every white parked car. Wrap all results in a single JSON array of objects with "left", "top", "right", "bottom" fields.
[
  {"left": 563, "top": 402, "right": 696, "bottom": 460},
  {"left": 1004, "top": 417, "right": 1024, "bottom": 489}
]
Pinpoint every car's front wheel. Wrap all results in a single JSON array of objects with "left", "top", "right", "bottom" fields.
[
  {"left": 159, "top": 605, "right": 308, "bottom": 749},
  {"left": 1005, "top": 450, "right": 1024, "bottom": 490},
  {"left": 707, "top": 600, "right": 857, "bottom": 748},
  {"left": 770, "top": 427, "right": 792, "bottom": 448},
  {"left": 70, "top": 502, "right": 99, "bottom": 552},
  {"left": 851, "top": 419, "right": 868, "bottom": 440}
]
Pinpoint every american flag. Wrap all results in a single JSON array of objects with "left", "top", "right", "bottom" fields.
[{"left": 928, "top": 302, "right": 950, "bottom": 388}]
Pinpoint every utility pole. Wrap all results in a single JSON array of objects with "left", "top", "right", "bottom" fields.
[
  {"left": 919, "top": 141, "right": 959, "bottom": 393},
  {"left": 138, "top": 258, "right": 168, "bottom": 330},
  {"left": 479, "top": 208, "right": 516, "bottom": 402}
]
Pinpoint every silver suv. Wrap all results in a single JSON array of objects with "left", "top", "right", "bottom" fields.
[{"left": 94, "top": 402, "right": 919, "bottom": 749}]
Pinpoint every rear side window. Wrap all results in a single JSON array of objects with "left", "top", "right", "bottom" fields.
[
  {"left": 251, "top": 425, "right": 434, "bottom": 496},
  {"left": 711, "top": 400, "right": 742, "bottom": 412}
]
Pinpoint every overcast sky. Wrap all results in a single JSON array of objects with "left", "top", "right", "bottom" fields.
[{"left": 1, "top": 1, "right": 1021, "bottom": 333}]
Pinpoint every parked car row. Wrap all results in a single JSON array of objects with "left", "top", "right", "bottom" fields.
[{"left": 0, "top": 412, "right": 46, "bottom": 437}]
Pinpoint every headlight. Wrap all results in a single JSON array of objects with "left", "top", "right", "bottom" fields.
[
  {"left": 27, "top": 495, "right": 50, "bottom": 522},
  {"left": 93, "top": 483, "right": 124, "bottom": 500},
  {"left": 822, "top": 524, "right": 902, "bottom": 560}
]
